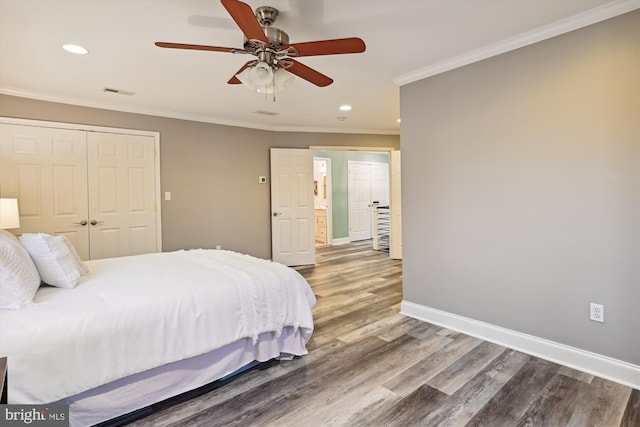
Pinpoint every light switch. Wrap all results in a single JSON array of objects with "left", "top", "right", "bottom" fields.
[
  {"left": 259, "top": 176, "right": 267, "bottom": 184},
  {"left": 164, "top": 191, "right": 171, "bottom": 201}
]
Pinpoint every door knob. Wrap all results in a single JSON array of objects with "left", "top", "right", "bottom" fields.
[
  {"left": 273, "top": 212, "right": 283, "bottom": 217},
  {"left": 90, "top": 220, "right": 104, "bottom": 226},
  {"left": 73, "top": 220, "right": 88, "bottom": 226}
]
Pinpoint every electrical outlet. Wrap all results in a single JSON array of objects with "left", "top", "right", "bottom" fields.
[{"left": 590, "top": 303, "right": 604, "bottom": 323}]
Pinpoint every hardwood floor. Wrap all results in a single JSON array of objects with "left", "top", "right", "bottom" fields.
[{"left": 128, "top": 241, "right": 639, "bottom": 427}]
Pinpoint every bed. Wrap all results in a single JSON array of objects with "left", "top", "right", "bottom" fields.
[{"left": 0, "top": 230, "right": 316, "bottom": 426}]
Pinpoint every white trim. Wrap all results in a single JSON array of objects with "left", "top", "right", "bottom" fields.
[
  {"left": 1, "top": 116, "right": 157, "bottom": 137},
  {"left": 309, "top": 146, "right": 396, "bottom": 152},
  {"left": 331, "top": 237, "right": 350, "bottom": 245},
  {"left": 400, "top": 300, "right": 640, "bottom": 389},
  {"left": 1, "top": 116, "right": 163, "bottom": 253},
  {"left": 393, "top": 0, "right": 640, "bottom": 86}
]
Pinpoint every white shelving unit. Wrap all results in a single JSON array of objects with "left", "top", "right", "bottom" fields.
[{"left": 373, "top": 205, "right": 390, "bottom": 252}]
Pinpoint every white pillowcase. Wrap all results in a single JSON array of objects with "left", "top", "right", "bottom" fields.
[
  {"left": 20, "top": 233, "right": 81, "bottom": 289},
  {"left": 60, "top": 235, "right": 89, "bottom": 276},
  {"left": 0, "top": 229, "right": 41, "bottom": 309}
]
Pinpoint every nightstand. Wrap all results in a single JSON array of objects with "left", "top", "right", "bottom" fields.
[{"left": 0, "top": 356, "right": 7, "bottom": 404}]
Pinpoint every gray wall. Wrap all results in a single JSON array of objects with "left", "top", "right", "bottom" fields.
[
  {"left": 400, "top": 10, "right": 639, "bottom": 364},
  {"left": 0, "top": 94, "right": 399, "bottom": 259}
]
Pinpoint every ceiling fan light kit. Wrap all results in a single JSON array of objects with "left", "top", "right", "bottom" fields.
[{"left": 155, "top": 0, "right": 366, "bottom": 101}]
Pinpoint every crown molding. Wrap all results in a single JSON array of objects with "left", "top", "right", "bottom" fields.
[
  {"left": 394, "top": 0, "right": 640, "bottom": 86},
  {"left": 0, "top": 88, "right": 400, "bottom": 136}
]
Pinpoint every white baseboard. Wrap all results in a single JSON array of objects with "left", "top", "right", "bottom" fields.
[
  {"left": 331, "top": 237, "right": 350, "bottom": 245},
  {"left": 400, "top": 300, "right": 640, "bottom": 389}
]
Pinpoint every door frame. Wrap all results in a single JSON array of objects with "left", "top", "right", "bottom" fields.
[{"left": 0, "top": 117, "right": 162, "bottom": 252}]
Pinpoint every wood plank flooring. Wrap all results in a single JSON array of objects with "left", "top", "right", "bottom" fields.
[{"left": 127, "top": 241, "right": 639, "bottom": 427}]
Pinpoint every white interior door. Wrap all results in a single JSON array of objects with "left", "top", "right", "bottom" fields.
[
  {"left": 1, "top": 120, "right": 161, "bottom": 260},
  {"left": 390, "top": 150, "right": 402, "bottom": 260},
  {"left": 87, "top": 132, "right": 158, "bottom": 259},
  {"left": 270, "top": 148, "right": 315, "bottom": 266},
  {"left": 0, "top": 124, "right": 91, "bottom": 258},
  {"left": 370, "top": 163, "right": 389, "bottom": 206},
  {"left": 348, "top": 162, "right": 372, "bottom": 241}
]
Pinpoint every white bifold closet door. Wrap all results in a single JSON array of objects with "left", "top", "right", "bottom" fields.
[
  {"left": 0, "top": 123, "right": 159, "bottom": 260},
  {"left": 348, "top": 161, "right": 389, "bottom": 242}
]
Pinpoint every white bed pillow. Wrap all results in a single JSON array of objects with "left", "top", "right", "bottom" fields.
[
  {"left": 20, "top": 233, "right": 81, "bottom": 289},
  {"left": 60, "top": 235, "right": 89, "bottom": 275},
  {"left": 0, "top": 229, "right": 42, "bottom": 309}
]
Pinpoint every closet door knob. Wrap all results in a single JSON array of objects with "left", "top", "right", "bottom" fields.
[
  {"left": 90, "top": 220, "right": 104, "bottom": 226},
  {"left": 73, "top": 220, "right": 88, "bottom": 226}
]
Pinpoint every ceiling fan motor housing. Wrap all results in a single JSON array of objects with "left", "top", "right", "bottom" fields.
[
  {"left": 244, "top": 26, "right": 289, "bottom": 51},
  {"left": 243, "top": 6, "right": 288, "bottom": 52},
  {"left": 255, "top": 6, "right": 278, "bottom": 26}
]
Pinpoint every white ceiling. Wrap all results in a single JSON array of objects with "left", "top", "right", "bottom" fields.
[{"left": 0, "top": 0, "right": 635, "bottom": 135}]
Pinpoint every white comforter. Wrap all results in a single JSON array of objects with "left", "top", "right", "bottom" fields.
[{"left": 0, "top": 249, "right": 316, "bottom": 404}]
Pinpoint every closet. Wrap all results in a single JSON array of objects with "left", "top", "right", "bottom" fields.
[
  {"left": 0, "top": 119, "right": 161, "bottom": 260},
  {"left": 348, "top": 160, "right": 389, "bottom": 242}
]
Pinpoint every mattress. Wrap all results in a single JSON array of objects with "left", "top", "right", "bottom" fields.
[{"left": 0, "top": 249, "right": 315, "bottom": 410}]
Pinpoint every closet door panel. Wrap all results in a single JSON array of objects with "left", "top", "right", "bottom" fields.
[
  {"left": 87, "top": 132, "right": 157, "bottom": 259},
  {"left": 0, "top": 124, "right": 90, "bottom": 259}
]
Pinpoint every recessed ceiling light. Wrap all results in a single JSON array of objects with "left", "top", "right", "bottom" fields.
[
  {"left": 339, "top": 105, "right": 352, "bottom": 111},
  {"left": 397, "top": 118, "right": 402, "bottom": 123},
  {"left": 62, "top": 44, "right": 88, "bottom": 55}
]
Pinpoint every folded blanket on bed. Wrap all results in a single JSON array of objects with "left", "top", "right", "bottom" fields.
[{"left": 0, "top": 249, "right": 316, "bottom": 404}]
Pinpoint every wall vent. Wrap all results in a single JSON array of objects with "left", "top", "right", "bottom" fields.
[
  {"left": 103, "top": 87, "right": 135, "bottom": 96},
  {"left": 253, "top": 110, "right": 279, "bottom": 116}
]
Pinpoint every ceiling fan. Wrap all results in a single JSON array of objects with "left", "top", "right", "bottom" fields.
[{"left": 155, "top": 0, "right": 366, "bottom": 93}]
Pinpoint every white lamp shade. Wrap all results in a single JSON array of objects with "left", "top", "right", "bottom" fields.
[
  {"left": 249, "top": 62, "right": 274, "bottom": 86},
  {"left": 257, "top": 83, "right": 276, "bottom": 94},
  {"left": 236, "top": 67, "right": 256, "bottom": 90},
  {"left": 0, "top": 198, "right": 20, "bottom": 229},
  {"left": 274, "top": 68, "right": 294, "bottom": 89}
]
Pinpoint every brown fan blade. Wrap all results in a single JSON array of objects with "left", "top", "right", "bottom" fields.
[
  {"left": 155, "top": 42, "right": 247, "bottom": 54},
  {"left": 286, "top": 60, "right": 333, "bottom": 87},
  {"left": 228, "top": 61, "right": 256, "bottom": 84},
  {"left": 283, "top": 37, "right": 366, "bottom": 57},
  {"left": 221, "top": 0, "right": 269, "bottom": 46}
]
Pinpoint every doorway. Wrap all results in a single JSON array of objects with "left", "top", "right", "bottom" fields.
[
  {"left": 271, "top": 147, "right": 401, "bottom": 266},
  {"left": 313, "top": 157, "right": 332, "bottom": 246}
]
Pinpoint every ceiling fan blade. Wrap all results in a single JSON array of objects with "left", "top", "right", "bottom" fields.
[
  {"left": 283, "top": 37, "right": 366, "bottom": 57},
  {"left": 227, "top": 61, "right": 256, "bottom": 84},
  {"left": 286, "top": 60, "right": 333, "bottom": 87},
  {"left": 220, "top": 0, "right": 269, "bottom": 46},
  {"left": 155, "top": 42, "right": 247, "bottom": 54}
]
